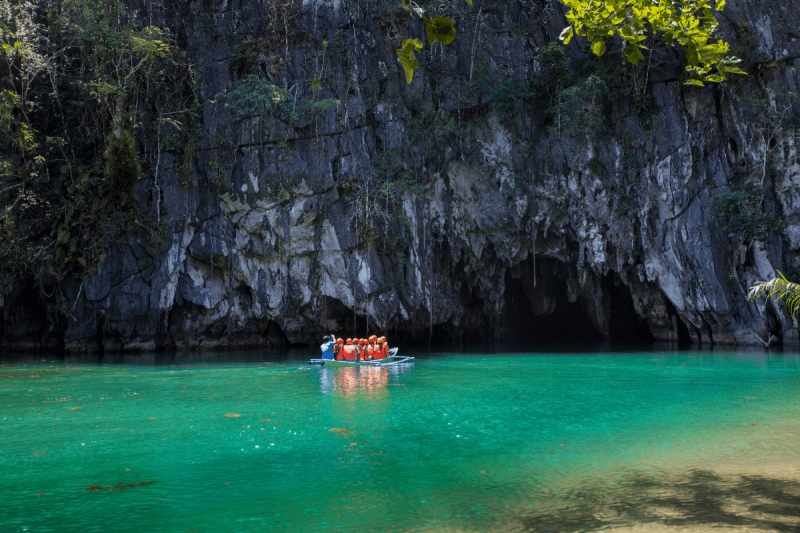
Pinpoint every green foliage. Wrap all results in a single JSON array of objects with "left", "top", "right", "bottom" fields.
[
  {"left": 396, "top": 38, "right": 423, "bottom": 85},
  {"left": 309, "top": 98, "right": 340, "bottom": 116},
  {"left": 529, "top": 43, "right": 574, "bottom": 129},
  {"left": 487, "top": 43, "right": 572, "bottom": 130},
  {"left": 558, "top": 75, "right": 608, "bottom": 136},
  {"left": 222, "top": 74, "right": 291, "bottom": 120},
  {"left": 747, "top": 272, "right": 800, "bottom": 322},
  {"left": 395, "top": 0, "right": 472, "bottom": 84},
  {"left": 713, "top": 179, "right": 783, "bottom": 241},
  {"left": 230, "top": 40, "right": 259, "bottom": 76},
  {"left": 488, "top": 78, "right": 535, "bottom": 123},
  {"left": 488, "top": 41, "right": 664, "bottom": 136},
  {"left": 534, "top": 42, "right": 574, "bottom": 88},
  {"left": 104, "top": 130, "right": 140, "bottom": 198},
  {"left": 424, "top": 16, "right": 456, "bottom": 46},
  {"left": 558, "top": 0, "right": 746, "bottom": 86},
  {"left": 177, "top": 138, "right": 199, "bottom": 187},
  {"left": 0, "top": 0, "right": 195, "bottom": 298}
]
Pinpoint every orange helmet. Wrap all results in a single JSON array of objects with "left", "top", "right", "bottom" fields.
[
  {"left": 360, "top": 339, "right": 367, "bottom": 345},
  {"left": 369, "top": 335, "right": 377, "bottom": 342},
  {"left": 380, "top": 336, "right": 387, "bottom": 343},
  {"left": 346, "top": 338, "right": 352, "bottom": 345},
  {"left": 337, "top": 338, "right": 344, "bottom": 344}
]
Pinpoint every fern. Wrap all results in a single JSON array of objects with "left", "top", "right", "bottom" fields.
[{"left": 747, "top": 271, "right": 800, "bottom": 322}]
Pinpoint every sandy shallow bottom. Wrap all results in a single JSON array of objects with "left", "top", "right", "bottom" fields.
[{"left": 436, "top": 422, "right": 800, "bottom": 533}]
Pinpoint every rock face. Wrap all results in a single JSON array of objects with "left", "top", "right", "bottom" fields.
[{"left": 2, "top": 0, "right": 800, "bottom": 352}]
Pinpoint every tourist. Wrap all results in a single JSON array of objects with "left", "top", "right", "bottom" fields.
[
  {"left": 320, "top": 335, "right": 335, "bottom": 360},
  {"left": 368, "top": 335, "right": 378, "bottom": 359},
  {"left": 342, "top": 339, "right": 357, "bottom": 361},
  {"left": 333, "top": 337, "right": 343, "bottom": 359},
  {"left": 381, "top": 336, "right": 390, "bottom": 358}
]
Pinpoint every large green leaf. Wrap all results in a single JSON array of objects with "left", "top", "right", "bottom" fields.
[
  {"left": 623, "top": 42, "right": 644, "bottom": 64},
  {"left": 396, "top": 38, "right": 423, "bottom": 85},
  {"left": 559, "top": 26, "right": 574, "bottom": 44},
  {"left": 424, "top": 16, "right": 456, "bottom": 46},
  {"left": 591, "top": 39, "right": 606, "bottom": 56}
]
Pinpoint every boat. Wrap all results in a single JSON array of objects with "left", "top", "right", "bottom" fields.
[{"left": 309, "top": 348, "right": 414, "bottom": 367}]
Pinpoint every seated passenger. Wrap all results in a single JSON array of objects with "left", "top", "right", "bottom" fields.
[
  {"left": 366, "top": 339, "right": 376, "bottom": 360},
  {"left": 372, "top": 337, "right": 385, "bottom": 360},
  {"left": 342, "top": 339, "right": 356, "bottom": 361},
  {"left": 333, "top": 338, "right": 343, "bottom": 359},
  {"left": 381, "top": 336, "right": 391, "bottom": 358},
  {"left": 369, "top": 335, "right": 377, "bottom": 353},
  {"left": 320, "top": 335, "right": 335, "bottom": 360},
  {"left": 359, "top": 339, "right": 370, "bottom": 360}
]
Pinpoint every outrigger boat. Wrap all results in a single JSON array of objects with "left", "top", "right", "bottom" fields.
[{"left": 309, "top": 348, "right": 414, "bottom": 367}]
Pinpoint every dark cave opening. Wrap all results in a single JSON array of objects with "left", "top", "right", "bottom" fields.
[
  {"left": 0, "top": 283, "right": 64, "bottom": 353},
  {"left": 496, "top": 258, "right": 660, "bottom": 346},
  {"left": 603, "top": 274, "right": 656, "bottom": 346},
  {"left": 503, "top": 261, "right": 605, "bottom": 344}
]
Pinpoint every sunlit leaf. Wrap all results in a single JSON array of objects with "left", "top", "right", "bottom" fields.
[
  {"left": 591, "top": 39, "right": 606, "bottom": 56},
  {"left": 559, "top": 26, "right": 574, "bottom": 44},
  {"left": 396, "top": 38, "right": 423, "bottom": 85},
  {"left": 424, "top": 16, "right": 456, "bottom": 46}
]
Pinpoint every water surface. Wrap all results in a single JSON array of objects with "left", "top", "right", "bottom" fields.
[{"left": 2, "top": 350, "right": 800, "bottom": 532}]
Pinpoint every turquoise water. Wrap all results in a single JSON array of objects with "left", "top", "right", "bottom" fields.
[{"left": 3, "top": 350, "right": 800, "bottom": 532}]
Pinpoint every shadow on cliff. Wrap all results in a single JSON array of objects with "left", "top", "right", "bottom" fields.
[{"left": 516, "top": 469, "right": 800, "bottom": 532}]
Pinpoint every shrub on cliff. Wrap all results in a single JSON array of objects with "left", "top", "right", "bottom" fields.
[{"left": 0, "top": 0, "right": 195, "bottom": 299}]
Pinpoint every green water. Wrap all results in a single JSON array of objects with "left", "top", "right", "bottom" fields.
[{"left": 3, "top": 350, "right": 800, "bottom": 532}]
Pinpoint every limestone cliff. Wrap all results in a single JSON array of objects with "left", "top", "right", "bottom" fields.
[{"left": 2, "top": 0, "right": 799, "bottom": 352}]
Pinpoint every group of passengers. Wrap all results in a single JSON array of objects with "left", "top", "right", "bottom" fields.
[{"left": 320, "top": 335, "right": 391, "bottom": 361}]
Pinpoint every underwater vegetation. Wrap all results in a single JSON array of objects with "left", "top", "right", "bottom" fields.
[{"left": 82, "top": 481, "right": 156, "bottom": 492}]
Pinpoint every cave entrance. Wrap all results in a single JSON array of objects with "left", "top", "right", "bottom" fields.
[
  {"left": 1, "top": 282, "right": 65, "bottom": 353},
  {"left": 603, "top": 274, "right": 656, "bottom": 346},
  {"left": 503, "top": 259, "right": 657, "bottom": 346},
  {"left": 503, "top": 258, "right": 604, "bottom": 344}
]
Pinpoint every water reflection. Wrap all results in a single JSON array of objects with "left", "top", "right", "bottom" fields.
[{"left": 319, "top": 365, "right": 412, "bottom": 396}]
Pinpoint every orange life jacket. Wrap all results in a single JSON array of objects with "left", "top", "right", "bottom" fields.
[
  {"left": 370, "top": 344, "right": 383, "bottom": 359},
  {"left": 382, "top": 343, "right": 390, "bottom": 357},
  {"left": 342, "top": 345, "right": 356, "bottom": 361}
]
